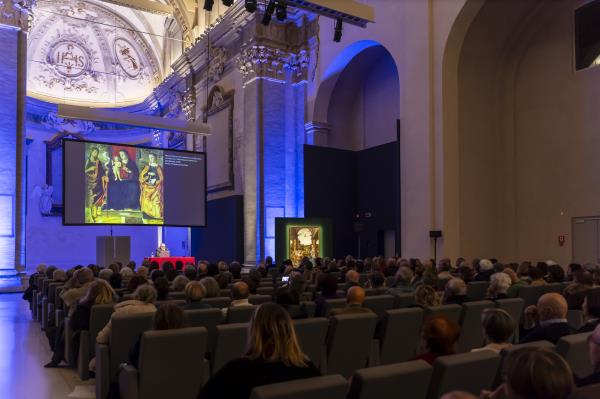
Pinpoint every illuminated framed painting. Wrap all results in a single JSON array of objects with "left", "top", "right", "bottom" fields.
[{"left": 275, "top": 218, "right": 332, "bottom": 265}]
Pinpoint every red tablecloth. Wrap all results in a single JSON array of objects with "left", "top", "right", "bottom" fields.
[{"left": 144, "top": 257, "right": 196, "bottom": 269}]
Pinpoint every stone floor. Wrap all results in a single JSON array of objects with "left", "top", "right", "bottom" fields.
[{"left": 0, "top": 293, "right": 95, "bottom": 399}]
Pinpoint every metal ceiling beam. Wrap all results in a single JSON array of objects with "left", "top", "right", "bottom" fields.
[{"left": 287, "top": 0, "right": 375, "bottom": 27}]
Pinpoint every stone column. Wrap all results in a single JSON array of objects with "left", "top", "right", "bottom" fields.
[
  {"left": 238, "top": 44, "right": 311, "bottom": 264},
  {"left": 0, "top": 0, "right": 31, "bottom": 284}
]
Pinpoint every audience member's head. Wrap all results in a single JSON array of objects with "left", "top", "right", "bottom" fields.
[
  {"left": 437, "top": 258, "right": 452, "bottom": 273},
  {"left": 215, "top": 273, "right": 230, "bottom": 289},
  {"left": 394, "top": 266, "right": 414, "bottom": 286},
  {"left": 175, "top": 260, "right": 183, "bottom": 271},
  {"left": 445, "top": 278, "right": 467, "bottom": 298},
  {"left": 368, "top": 271, "right": 385, "bottom": 288},
  {"left": 481, "top": 308, "right": 514, "bottom": 345},
  {"left": 517, "top": 261, "right": 531, "bottom": 278},
  {"left": 153, "top": 277, "right": 170, "bottom": 301},
  {"left": 421, "top": 315, "right": 460, "bottom": 356},
  {"left": 52, "top": 269, "right": 67, "bottom": 282},
  {"left": 503, "top": 347, "right": 574, "bottom": 399},
  {"left": 127, "top": 275, "right": 147, "bottom": 292},
  {"left": 529, "top": 266, "right": 544, "bottom": 282},
  {"left": 126, "top": 261, "right": 136, "bottom": 271},
  {"left": 184, "top": 281, "right": 206, "bottom": 303},
  {"left": 229, "top": 261, "right": 242, "bottom": 279},
  {"left": 80, "top": 280, "right": 114, "bottom": 305},
  {"left": 345, "top": 270, "right": 360, "bottom": 284},
  {"left": 231, "top": 281, "right": 249, "bottom": 301},
  {"left": 184, "top": 266, "right": 197, "bottom": 281},
  {"left": 537, "top": 293, "right": 568, "bottom": 322},
  {"left": 502, "top": 268, "right": 519, "bottom": 284},
  {"left": 242, "top": 277, "right": 257, "bottom": 295},
  {"left": 133, "top": 284, "right": 157, "bottom": 304},
  {"left": 415, "top": 285, "right": 441, "bottom": 308},
  {"left": 317, "top": 273, "right": 339, "bottom": 297},
  {"left": 567, "top": 263, "right": 582, "bottom": 279},
  {"left": 546, "top": 264, "right": 565, "bottom": 283},
  {"left": 136, "top": 266, "right": 149, "bottom": 279},
  {"left": 458, "top": 265, "right": 474, "bottom": 283},
  {"left": 479, "top": 259, "right": 493, "bottom": 272},
  {"left": 172, "top": 275, "right": 190, "bottom": 292},
  {"left": 36, "top": 263, "right": 47, "bottom": 274},
  {"left": 346, "top": 286, "right": 366, "bottom": 306},
  {"left": 248, "top": 269, "right": 262, "bottom": 286},
  {"left": 108, "top": 263, "right": 119, "bottom": 274},
  {"left": 45, "top": 266, "right": 57, "bottom": 279},
  {"left": 245, "top": 303, "right": 307, "bottom": 367},
  {"left": 120, "top": 267, "right": 134, "bottom": 280},
  {"left": 76, "top": 267, "right": 95, "bottom": 285},
  {"left": 150, "top": 269, "right": 164, "bottom": 282},
  {"left": 153, "top": 303, "right": 187, "bottom": 330},
  {"left": 206, "top": 263, "right": 219, "bottom": 277},
  {"left": 108, "top": 272, "right": 122, "bottom": 290},
  {"left": 98, "top": 268, "right": 113, "bottom": 281},
  {"left": 574, "top": 270, "right": 594, "bottom": 287},
  {"left": 489, "top": 272, "right": 512, "bottom": 297},
  {"left": 289, "top": 274, "right": 306, "bottom": 298}
]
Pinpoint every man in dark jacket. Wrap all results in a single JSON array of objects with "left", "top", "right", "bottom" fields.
[{"left": 520, "top": 293, "right": 574, "bottom": 344}]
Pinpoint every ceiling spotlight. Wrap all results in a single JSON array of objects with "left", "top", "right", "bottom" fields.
[
  {"left": 203, "top": 0, "right": 214, "bottom": 11},
  {"left": 333, "top": 18, "right": 343, "bottom": 42},
  {"left": 245, "top": 0, "right": 257, "bottom": 12},
  {"left": 276, "top": 0, "right": 287, "bottom": 21},
  {"left": 262, "top": 0, "right": 277, "bottom": 25},
  {"left": 222, "top": 0, "right": 234, "bottom": 6}
]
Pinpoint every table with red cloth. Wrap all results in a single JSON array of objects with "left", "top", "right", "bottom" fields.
[{"left": 144, "top": 257, "right": 196, "bottom": 269}]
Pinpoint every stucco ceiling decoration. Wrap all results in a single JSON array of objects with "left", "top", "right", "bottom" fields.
[{"left": 27, "top": 0, "right": 162, "bottom": 107}]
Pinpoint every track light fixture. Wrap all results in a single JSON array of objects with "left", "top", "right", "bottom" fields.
[
  {"left": 245, "top": 0, "right": 257, "bottom": 12},
  {"left": 276, "top": 0, "right": 287, "bottom": 21},
  {"left": 222, "top": 0, "right": 234, "bottom": 6},
  {"left": 203, "top": 0, "right": 214, "bottom": 11},
  {"left": 333, "top": 17, "right": 343, "bottom": 42},
  {"left": 262, "top": 0, "right": 277, "bottom": 25}
]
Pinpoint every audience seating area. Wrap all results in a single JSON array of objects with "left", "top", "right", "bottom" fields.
[{"left": 25, "top": 262, "right": 600, "bottom": 399}]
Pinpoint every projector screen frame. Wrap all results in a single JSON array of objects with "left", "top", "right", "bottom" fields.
[{"left": 62, "top": 138, "right": 208, "bottom": 228}]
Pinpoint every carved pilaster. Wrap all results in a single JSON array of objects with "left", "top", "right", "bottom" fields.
[
  {"left": 0, "top": 0, "right": 34, "bottom": 31},
  {"left": 237, "top": 44, "right": 310, "bottom": 86}
]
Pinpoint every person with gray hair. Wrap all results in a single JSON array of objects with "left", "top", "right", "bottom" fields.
[
  {"left": 387, "top": 266, "right": 414, "bottom": 296},
  {"left": 183, "top": 281, "right": 210, "bottom": 310},
  {"left": 98, "top": 268, "right": 113, "bottom": 281},
  {"left": 487, "top": 272, "right": 512, "bottom": 299},
  {"left": 200, "top": 276, "right": 220, "bottom": 297},
  {"left": 96, "top": 284, "right": 157, "bottom": 344},
  {"left": 222, "top": 281, "right": 251, "bottom": 319},
  {"left": 61, "top": 267, "right": 95, "bottom": 316},
  {"left": 473, "top": 259, "right": 495, "bottom": 282},
  {"left": 120, "top": 266, "right": 134, "bottom": 281},
  {"left": 444, "top": 278, "right": 469, "bottom": 305},
  {"left": 52, "top": 269, "right": 67, "bottom": 282},
  {"left": 172, "top": 275, "right": 190, "bottom": 292}
]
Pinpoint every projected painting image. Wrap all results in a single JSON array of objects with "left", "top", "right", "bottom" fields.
[
  {"left": 288, "top": 226, "right": 320, "bottom": 267},
  {"left": 85, "top": 143, "right": 164, "bottom": 224}
]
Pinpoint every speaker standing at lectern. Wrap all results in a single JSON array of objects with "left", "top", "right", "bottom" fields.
[{"left": 156, "top": 242, "right": 170, "bottom": 257}]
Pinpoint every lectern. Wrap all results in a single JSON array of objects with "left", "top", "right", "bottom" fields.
[{"left": 96, "top": 236, "right": 131, "bottom": 267}]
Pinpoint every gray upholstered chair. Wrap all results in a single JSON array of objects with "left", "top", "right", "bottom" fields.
[
  {"left": 226, "top": 305, "right": 256, "bottom": 323},
  {"left": 495, "top": 298, "right": 524, "bottom": 342},
  {"left": 363, "top": 295, "right": 395, "bottom": 318},
  {"left": 466, "top": 281, "right": 489, "bottom": 301},
  {"left": 427, "top": 351, "right": 501, "bottom": 399},
  {"left": 119, "top": 327, "right": 208, "bottom": 399},
  {"left": 203, "top": 297, "right": 232, "bottom": 309},
  {"left": 301, "top": 301, "right": 316, "bottom": 318},
  {"left": 219, "top": 289, "right": 232, "bottom": 297},
  {"left": 377, "top": 308, "right": 424, "bottom": 365},
  {"left": 557, "top": 332, "right": 593, "bottom": 378},
  {"left": 257, "top": 286, "right": 275, "bottom": 296},
  {"left": 77, "top": 304, "right": 114, "bottom": 380},
  {"left": 568, "top": 310, "right": 585, "bottom": 330},
  {"left": 293, "top": 318, "right": 329, "bottom": 370},
  {"left": 95, "top": 312, "right": 154, "bottom": 399},
  {"left": 249, "top": 375, "right": 348, "bottom": 399},
  {"left": 323, "top": 298, "right": 346, "bottom": 316},
  {"left": 249, "top": 295, "right": 272, "bottom": 305},
  {"left": 457, "top": 300, "right": 495, "bottom": 352},
  {"left": 348, "top": 360, "right": 432, "bottom": 399},
  {"left": 211, "top": 323, "right": 248, "bottom": 375},
  {"left": 326, "top": 313, "right": 378, "bottom": 378},
  {"left": 518, "top": 285, "right": 546, "bottom": 308},
  {"left": 184, "top": 308, "right": 223, "bottom": 353},
  {"left": 545, "top": 283, "right": 565, "bottom": 295},
  {"left": 393, "top": 293, "right": 415, "bottom": 308},
  {"left": 424, "top": 304, "right": 462, "bottom": 324},
  {"left": 168, "top": 292, "right": 187, "bottom": 300}
]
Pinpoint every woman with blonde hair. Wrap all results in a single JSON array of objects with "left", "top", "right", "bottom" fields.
[
  {"left": 198, "top": 303, "right": 320, "bottom": 399},
  {"left": 413, "top": 284, "right": 442, "bottom": 308}
]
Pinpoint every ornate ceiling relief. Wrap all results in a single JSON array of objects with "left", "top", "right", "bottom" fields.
[{"left": 27, "top": 0, "right": 162, "bottom": 106}]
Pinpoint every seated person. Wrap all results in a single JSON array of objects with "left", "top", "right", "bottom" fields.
[
  {"left": 413, "top": 284, "right": 442, "bottom": 308},
  {"left": 183, "top": 281, "right": 211, "bottom": 310},
  {"left": 45, "top": 280, "right": 115, "bottom": 367},
  {"left": 96, "top": 285, "right": 157, "bottom": 345},
  {"left": 564, "top": 270, "right": 594, "bottom": 310},
  {"left": 411, "top": 315, "right": 460, "bottom": 365},
  {"left": 472, "top": 308, "right": 514, "bottom": 354},
  {"left": 128, "top": 303, "right": 188, "bottom": 368},
  {"left": 153, "top": 277, "right": 170, "bottom": 301},
  {"left": 481, "top": 347, "right": 574, "bottom": 399},
  {"left": 487, "top": 272, "right": 512, "bottom": 300},
  {"left": 329, "top": 286, "right": 373, "bottom": 316},
  {"left": 367, "top": 271, "right": 387, "bottom": 295},
  {"left": 156, "top": 243, "right": 170, "bottom": 258},
  {"left": 579, "top": 289, "right": 600, "bottom": 333},
  {"left": 199, "top": 277, "right": 220, "bottom": 298},
  {"left": 222, "top": 281, "right": 251, "bottom": 319},
  {"left": 443, "top": 278, "right": 469, "bottom": 305},
  {"left": 575, "top": 324, "right": 600, "bottom": 387},
  {"left": 274, "top": 288, "right": 307, "bottom": 319},
  {"left": 520, "top": 293, "right": 574, "bottom": 344},
  {"left": 314, "top": 273, "right": 342, "bottom": 317},
  {"left": 172, "top": 275, "right": 190, "bottom": 292},
  {"left": 387, "top": 266, "right": 415, "bottom": 295},
  {"left": 343, "top": 270, "right": 361, "bottom": 292},
  {"left": 198, "top": 303, "right": 320, "bottom": 399}
]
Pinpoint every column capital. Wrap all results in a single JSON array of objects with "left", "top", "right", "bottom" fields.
[
  {"left": 305, "top": 121, "right": 331, "bottom": 146},
  {"left": 0, "top": 0, "right": 34, "bottom": 31}
]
